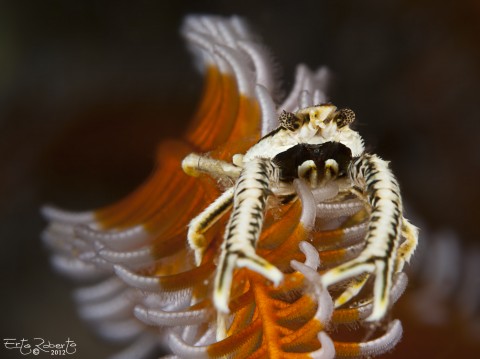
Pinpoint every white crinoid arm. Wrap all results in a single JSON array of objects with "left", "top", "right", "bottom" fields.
[
  {"left": 280, "top": 64, "right": 331, "bottom": 113},
  {"left": 182, "top": 15, "right": 281, "bottom": 139}
]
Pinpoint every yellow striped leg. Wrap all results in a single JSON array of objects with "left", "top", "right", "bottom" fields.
[
  {"left": 334, "top": 274, "right": 370, "bottom": 308},
  {"left": 187, "top": 188, "right": 234, "bottom": 265},
  {"left": 396, "top": 218, "right": 419, "bottom": 272},
  {"left": 182, "top": 153, "right": 241, "bottom": 179}
]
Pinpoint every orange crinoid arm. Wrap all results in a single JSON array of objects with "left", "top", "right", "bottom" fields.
[{"left": 42, "top": 15, "right": 410, "bottom": 359}]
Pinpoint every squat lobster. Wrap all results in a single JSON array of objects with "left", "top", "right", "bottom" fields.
[{"left": 182, "top": 104, "right": 418, "bottom": 321}]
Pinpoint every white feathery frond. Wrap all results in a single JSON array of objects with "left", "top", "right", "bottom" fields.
[
  {"left": 280, "top": 64, "right": 331, "bottom": 112},
  {"left": 358, "top": 319, "right": 403, "bottom": 357},
  {"left": 78, "top": 250, "right": 113, "bottom": 270},
  {"left": 312, "top": 67, "right": 330, "bottom": 104},
  {"left": 78, "top": 290, "right": 134, "bottom": 321},
  {"left": 168, "top": 329, "right": 209, "bottom": 359},
  {"left": 294, "top": 178, "right": 316, "bottom": 230},
  {"left": 230, "top": 16, "right": 251, "bottom": 40},
  {"left": 134, "top": 305, "right": 211, "bottom": 327},
  {"left": 141, "top": 289, "right": 192, "bottom": 310},
  {"left": 238, "top": 41, "right": 275, "bottom": 91},
  {"left": 214, "top": 44, "right": 255, "bottom": 97},
  {"left": 199, "top": 17, "right": 221, "bottom": 41},
  {"left": 75, "top": 224, "right": 150, "bottom": 250},
  {"left": 42, "top": 228, "right": 89, "bottom": 254},
  {"left": 50, "top": 255, "right": 106, "bottom": 281},
  {"left": 299, "top": 89, "right": 314, "bottom": 110},
  {"left": 309, "top": 332, "right": 335, "bottom": 359},
  {"left": 316, "top": 199, "right": 365, "bottom": 219},
  {"left": 291, "top": 260, "right": 334, "bottom": 325},
  {"left": 215, "top": 20, "right": 238, "bottom": 48},
  {"left": 255, "top": 84, "right": 278, "bottom": 136},
  {"left": 311, "top": 182, "right": 339, "bottom": 202},
  {"left": 98, "top": 246, "right": 154, "bottom": 267},
  {"left": 74, "top": 277, "right": 125, "bottom": 304},
  {"left": 280, "top": 64, "right": 308, "bottom": 112},
  {"left": 299, "top": 241, "right": 321, "bottom": 270},
  {"left": 41, "top": 205, "right": 95, "bottom": 224},
  {"left": 114, "top": 265, "right": 162, "bottom": 291}
]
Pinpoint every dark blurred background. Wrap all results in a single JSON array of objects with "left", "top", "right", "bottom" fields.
[{"left": 0, "top": 0, "right": 479, "bottom": 358}]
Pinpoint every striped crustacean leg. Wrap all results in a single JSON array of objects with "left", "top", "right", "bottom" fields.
[
  {"left": 321, "top": 153, "right": 407, "bottom": 322},
  {"left": 182, "top": 153, "right": 242, "bottom": 179},
  {"left": 334, "top": 273, "right": 370, "bottom": 308},
  {"left": 182, "top": 153, "right": 242, "bottom": 265},
  {"left": 187, "top": 187, "right": 234, "bottom": 265},
  {"left": 214, "top": 157, "right": 284, "bottom": 313},
  {"left": 396, "top": 218, "right": 419, "bottom": 272}
]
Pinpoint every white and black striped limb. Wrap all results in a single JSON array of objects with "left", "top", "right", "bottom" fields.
[
  {"left": 213, "top": 157, "right": 283, "bottom": 313},
  {"left": 321, "top": 153, "right": 414, "bottom": 321},
  {"left": 187, "top": 187, "right": 235, "bottom": 265},
  {"left": 182, "top": 153, "right": 242, "bottom": 179}
]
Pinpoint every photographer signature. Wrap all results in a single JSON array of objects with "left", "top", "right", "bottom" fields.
[{"left": 3, "top": 338, "right": 76, "bottom": 356}]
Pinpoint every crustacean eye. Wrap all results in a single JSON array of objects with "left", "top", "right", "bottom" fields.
[
  {"left": 279, "top": 110, "right": 303, "bottom": 131},
  {"left": 333, "top": 108, "right": 356, "bottom": 128}
]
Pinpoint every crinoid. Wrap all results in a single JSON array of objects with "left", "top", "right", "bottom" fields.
[{"left": 42, "top": 15, "right": 418, "bottom": 359}]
